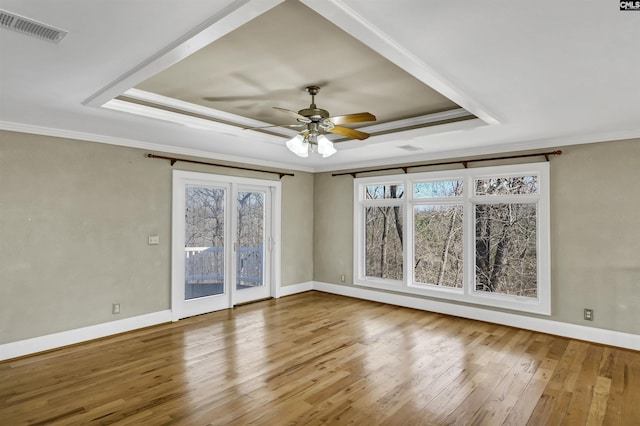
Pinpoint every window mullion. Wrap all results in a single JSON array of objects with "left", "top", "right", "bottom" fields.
[
  {"left": 470, "top": 194, "right": 540, "bottom": 205},
  {"left": 463, "top": 174, "right": 474, "bottom": 297},
  {"left": 406, "top": 177, "right": 412, "bottom": 289}
]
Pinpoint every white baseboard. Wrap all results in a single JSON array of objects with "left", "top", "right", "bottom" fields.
[
  {"left": 312, "top": 281, "right": 640, "bottom": 351},
  {"left": 0, "top": 281, "right": 313, "bottom": 361},
  {"left": 0, "top": 310, "right": 172, "bottom": 361},
  {"left": 275, "top": 281, "right": 314, "bottom": 298},
  {"left": 4, "top": 280, "right": 637, "bottom": 362},
  {"left": 0, "top": 281, "right": 314, "bottom": 361}
]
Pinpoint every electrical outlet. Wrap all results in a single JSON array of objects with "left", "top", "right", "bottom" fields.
[
  {"left": 148, "top": 234, "right": 159, "bottom": 245},
  {"left": 112, "top": 303, "right": 121, "bottom": 314},
  {"left": 340, "top": 274, "right": 346, "bottom": 282},
  {"left": 584, "top": 308, "right": 594, "bottom": 321}
]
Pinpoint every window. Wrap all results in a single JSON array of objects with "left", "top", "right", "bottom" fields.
[
  {"left": 413, "top": 179, "right": 463, "bottom": 289},
  {"left": 354, "top": 163, "right": 550, "bottom": 315},
  {"left": 360, "top": 183, "right": 404, "bottom": 282}
]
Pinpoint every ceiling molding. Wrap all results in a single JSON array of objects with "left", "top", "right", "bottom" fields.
[
  {"left": 3, "top": 120, "right": 638, "bottom": 175},
  {"left": 0, "top": 121, "right": 315, "bottom": 173},
  {"left": 115, "top": 89, "right": 479, "bottom": 143},
  {"left": 357, "top": 108, "right": 475, "bottom": 135},
  {"left": 331, "top": 119, "right": 485, "bottom": 153},
  {"left": 312, "top": 128, "right": 640, "bottom": 173},
  {"left": 118, "top": 89, "right": 297, "bottom": 139},
  {"left": 102, "top": 98, "right": 288, "bottom": 144}
]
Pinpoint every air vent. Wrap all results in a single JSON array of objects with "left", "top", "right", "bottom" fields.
[{"left": 0, "top": 9, "right": 67, "bottom": 43}]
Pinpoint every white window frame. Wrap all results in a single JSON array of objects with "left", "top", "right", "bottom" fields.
[
  {"left": 357, "top": 182, "right": 406, "bottom": 287},
  {"left": 353, "top": 162, "right": 550, "bottom": 315}
]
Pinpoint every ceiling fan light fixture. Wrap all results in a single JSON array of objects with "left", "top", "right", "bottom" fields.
[
  {"left": 317, "top": 134, "right": 337, "bottom": 158},
  {"left": 276, "top": 86, "right": 376, "bottom": 159},
  {"left": 286, "top": 133, "right": 309, "bottom": 157}
]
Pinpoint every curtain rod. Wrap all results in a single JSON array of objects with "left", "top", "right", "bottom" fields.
[
  {"left": 147, "top": 154, "right": 295, "bottom": 179},
  {"left": 331, "top": 150, "right": 562, "bottom": 178}
]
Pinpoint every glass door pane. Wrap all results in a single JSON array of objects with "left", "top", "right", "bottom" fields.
[
  {"left": 236, "top": 191, "right": 265, "bottom": 292},
  {"left": 185, "top": 185, "right": 226, "bottom": 300}
]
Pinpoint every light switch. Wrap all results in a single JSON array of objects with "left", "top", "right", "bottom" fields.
[{"left": 148, "top": 234, "right": 159, "bottom": 245}]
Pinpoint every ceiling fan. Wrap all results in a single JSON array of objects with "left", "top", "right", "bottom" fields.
[{"left": 257, "top": 85, "right": 376, "bottom": 158}]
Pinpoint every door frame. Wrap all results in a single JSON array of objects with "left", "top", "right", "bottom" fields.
[{"left": 171, "top": 170, "right": 281, "bottom": 321}]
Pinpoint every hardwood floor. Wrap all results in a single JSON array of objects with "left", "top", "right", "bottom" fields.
[{"left": 1, "top": 291, "right": 639, "bottom": 425}]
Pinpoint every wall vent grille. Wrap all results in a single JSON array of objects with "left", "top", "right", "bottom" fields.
[{"left": 0, "top": 9, "right": 67, "bottom": 43}]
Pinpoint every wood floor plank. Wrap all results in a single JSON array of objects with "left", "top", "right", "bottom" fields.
[
  {"left": 1, "top": 291, "right": 639, "bottom": 425},
  {"left": 585, "top": 375, "right": 612, "bottom": 425},
  {"left": 619, "top": 351, "right": 640, "bottom": 423}
]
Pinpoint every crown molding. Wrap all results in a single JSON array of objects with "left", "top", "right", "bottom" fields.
[
  {"left": 0, "top": 121, "right": 315, "bottom": 173},
  {"left": 3, "top": 120, "right": 638, "bottom": 175},
  {"left": 313, "top": 127, "right": 640, "bottom": 173}
]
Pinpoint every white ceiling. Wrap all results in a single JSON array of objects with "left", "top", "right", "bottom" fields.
[{"left": 1, "top": 0, "right": 639, "bottom": 173}]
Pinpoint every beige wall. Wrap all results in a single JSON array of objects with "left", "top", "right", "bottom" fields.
[
  {"left": 0, "top": 131, "right": 313, "bottom": 344},
  {"left": 313, "top": 138, "right": 640, "bottom": 335},
  {"left": 313, "top": 173, "right": 353, "bottom": 284},
  {"left": 550, "top": 139, "right": 640, "bottom": 333},
  {"left": 281, "top": 171, "right": 314, "bottom": 285},
  {"left": 2, "top": 129, "right": 638, "bottom": 345}
]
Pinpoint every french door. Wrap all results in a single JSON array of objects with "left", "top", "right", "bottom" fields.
[{"left": 172, "top": 171, "right": 280, "bottom": 320}]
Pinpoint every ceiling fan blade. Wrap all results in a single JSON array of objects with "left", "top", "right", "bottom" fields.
[
  {"left": 328, "top": 112, "right": 376, "bottom": 125},
  {"left": 273, "top": 107, "right": 310, "bottom": 122},
  {"left": 329, "top": 126, "right": 370, "bottom": 140}
]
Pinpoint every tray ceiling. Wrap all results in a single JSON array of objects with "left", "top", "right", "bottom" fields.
[{"left": 122, "top": 0, "right": 478, "bottom": 142}]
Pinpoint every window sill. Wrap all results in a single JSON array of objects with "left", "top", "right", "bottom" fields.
[{"left": 355, "top": 279, "right": 551, "bottom": 316}]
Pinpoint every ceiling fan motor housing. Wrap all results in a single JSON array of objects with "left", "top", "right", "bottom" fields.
[
  {"left": 272, "top": 84, "right": 374, "bottom": 141},
  {"left": 297, "top": 107, "right": 330, "bottom": 122},
  {"left": 298, "top": 85, "right": 330, "bottom": 123}
]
